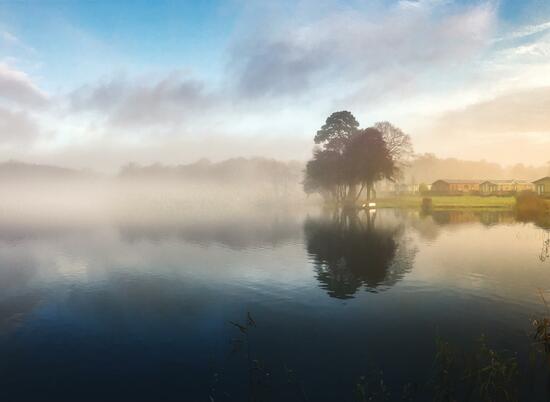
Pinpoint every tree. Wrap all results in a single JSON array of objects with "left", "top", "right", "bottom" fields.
[
  {"left": 304, "top": 148, "right": 346, "bottom": 203},
  {"left": 305, "top": 112, "right": 402, "bottom": 206},
  {"left": 343, "top": 128, "right": 395, "bottom": 202},
  {"left": 314, "top": 111, "right": 359, "bottom": 153},
  {"left": 373, "top": 121, "right": 413, "bottom": 175}
]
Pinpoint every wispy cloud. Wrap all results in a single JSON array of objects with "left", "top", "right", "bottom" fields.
[
  {"left": 0, "top": 63, "right": 48, "bottom": 108},
  {"left": 0, "top": 30, "right": 37, "bottom": 55},
  {"left": 69, "top": 73, "right": 218, "bottom": 129},
  {"left": 0, "top": 31, "right": 18, "bottom": 45},
  {"left": 229, "top": 1, "right": 496, "bottom": 99},
  {"left": 495, "top": 20, "right": 550, "bottom": 42}
]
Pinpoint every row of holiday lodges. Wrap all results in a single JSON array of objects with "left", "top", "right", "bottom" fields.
[{"left": 431, "top": 177, "right": 550, "bottom": 196}]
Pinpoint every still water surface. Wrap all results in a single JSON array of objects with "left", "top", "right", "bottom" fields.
[{"left": 0, "top": 208, "right": 549, "bottom": 401}]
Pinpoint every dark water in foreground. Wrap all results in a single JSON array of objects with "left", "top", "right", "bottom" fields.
[{"left": 0, "top": 208, "right": 549, "bottom": 401}]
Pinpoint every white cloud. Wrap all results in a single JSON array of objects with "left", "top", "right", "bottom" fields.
[
  {"left": 0, "top": 63, "right": 48, "bottom": 108},
  {"left": 495, "top": 20, "right": 550, "bottom": 42},
  {"left": 0, "top": 63, "right": 47, "bottom": 146}
]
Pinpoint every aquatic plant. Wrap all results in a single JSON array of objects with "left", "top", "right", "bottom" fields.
[
  {"left": 228, "top": 312, "right": 271, "bottom": 402},
  {"left": 467, "top": 335, "right": 519, "bottom": 402},
  {"left": 355, "top": 371, "right": 391, "bottom": 402},
  {"left": 220, "top": 313, "right": 546, "bottom": 401},
  {"left": 531, "top": 290, "right": 550, "bottom": 357},
  {"left": 540, "top": 231, "right": 550, "bottom": 262},
  {"left": 432, "top": 335, "right": 457, "bottom": 402}
]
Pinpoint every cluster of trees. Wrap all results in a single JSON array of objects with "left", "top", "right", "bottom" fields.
[
  {"left": 119, "top": 157, "right": 303, "bottom": 184},
  {"left": 304, "top": 111, "right": 412, "bottom": 205}
]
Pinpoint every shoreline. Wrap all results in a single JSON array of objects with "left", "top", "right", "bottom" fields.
[{"left": 375, "top": 195, "right": 517, "bottom": 210}]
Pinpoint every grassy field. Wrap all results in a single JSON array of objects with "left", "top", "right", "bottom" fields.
[{"left": 375, "top": 195, "right": 517, "bottom": 209}]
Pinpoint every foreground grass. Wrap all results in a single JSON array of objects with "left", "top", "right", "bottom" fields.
[{"left": 375, "top": 195, "right": 516, "bottom": 209}]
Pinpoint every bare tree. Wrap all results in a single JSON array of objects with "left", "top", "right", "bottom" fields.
[{"left": 374, "top": 121, "right": 414, "bottom": 172}]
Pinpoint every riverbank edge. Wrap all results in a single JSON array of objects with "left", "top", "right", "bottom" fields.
[{"left": 374, "top": 195, "right": 550, "bottom": 210}]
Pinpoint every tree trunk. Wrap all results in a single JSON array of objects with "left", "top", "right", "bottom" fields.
[
  {"left": 366, "top": 183, "right": 372, "bottom": 203},
  {"left": 348, "top": 183, "right": 356, "bottom": 203},
  {"left": 355, "top": 183, "right": 366, "bottom": 201}
]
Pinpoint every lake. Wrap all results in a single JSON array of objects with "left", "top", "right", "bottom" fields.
[{"left": 0, "top": 207, "right": 549, "bottom": 401}]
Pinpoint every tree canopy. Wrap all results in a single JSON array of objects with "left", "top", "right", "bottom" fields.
[
  {"left": 344, "top": 128, "right": 395, "bottom": 201},
  {"left": 305, "top": 111, "right": 410, "bottom": 206},
  {"left": 314, "top": 111, "right": 359, "bottom": 153}
]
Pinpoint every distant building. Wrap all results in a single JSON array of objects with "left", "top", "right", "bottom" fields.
[
  {"left": 534, "top": 177, "right": 550, "bottom": 196},
  {"left": 480, "top": 180, "right": 534, "bottom": 195},
  {"left": 431, "top": 179, "right": 483, "bottom": 194}
]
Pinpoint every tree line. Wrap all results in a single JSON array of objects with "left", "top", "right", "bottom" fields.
[{"left": 304, "top": 111, "right": 413, "bottom": 206}]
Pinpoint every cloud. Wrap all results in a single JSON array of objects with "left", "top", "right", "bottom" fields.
[
  {"left": 69, "top": 73, "right": 218, "bottom": 129},
  {"left": 495, "top": 20, "right": 550, "bottom": 42},
  {"left": 0, "top": 30, "right": 36, "bottom": 54},
  {"left": 229, "top": 1, "right": 496, "bottom": 98},
  {"left": 3, "top": 0, "right": 549, "bottom": 169},
  {"left": 0, "top": 63, "right": 46, "bottom": 146},
  {"left": 0, "top": 31, "right": 19, "bottom": 45},
  {"left": 0, "top": 63, "right": 48, "bottom": 108},
  {"left": 435, "top": 86, "right": 550, "bottom": 134},
  {"left": 416, "top": 86, "right": 550, "bottom": 165},
  {"left": 0, "top": 107, "right": 41, "bottom": 145},
  {"left": 59, "top": 1, "right": 497, "bottom": 142}
]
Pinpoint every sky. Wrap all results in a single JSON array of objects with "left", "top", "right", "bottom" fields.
[{"left": 0, "top": 0, "right": 550, "bottom": 171}]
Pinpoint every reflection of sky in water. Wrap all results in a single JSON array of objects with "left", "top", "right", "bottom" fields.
[{"left": 0, "top": 209, "right": 549, "bottom": 401}]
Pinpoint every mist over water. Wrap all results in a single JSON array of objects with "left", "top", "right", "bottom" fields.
[{"left": 0, "top": 183, "right": 549, "bottom": 400}]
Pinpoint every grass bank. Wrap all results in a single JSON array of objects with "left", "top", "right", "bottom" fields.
[{"left": 375, "top": 195, "right": 517, "bottom": 209}]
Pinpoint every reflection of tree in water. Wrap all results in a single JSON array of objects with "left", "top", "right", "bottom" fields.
[{"left": 305, "top": 210, "right": 416, "bottom": 299}]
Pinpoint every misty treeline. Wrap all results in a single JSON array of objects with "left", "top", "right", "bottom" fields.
[
  {"left": 117, "top": 157, "right": 306, "bottom": 207},
  {"left": 0, "top": 159, "right": 303, "bottom": 189},
  {"left": 0, "top": 141, "right": 548, "bottom": 216},
  {"left": 303, "top": 111, "right": 413, "bottom": 205},
  {"left": 116, "top": 155, "right": 549, "bottom": 191},
  {"left": 404, "top": 154, "right": 550, "bottom": 184},
  {"left": 119, "top": 157, "right": 302, "bottom": 188}
]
